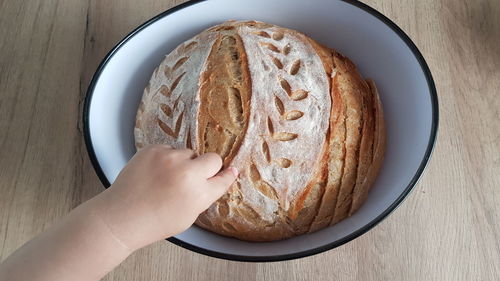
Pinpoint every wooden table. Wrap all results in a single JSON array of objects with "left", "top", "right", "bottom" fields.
[{"left": 1, "top": 0, "right": 499, "bottom": 280}]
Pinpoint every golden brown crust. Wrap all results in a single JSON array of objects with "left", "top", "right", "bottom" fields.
[
  {"left": 136, "top": 20, "right": 385, "bottom": 241},
  {"left": 197, "top": 29, "right": 252, "bottom": 166},
  {"left": 309, "top": 66, "right": 346, "bottom": 232},
  {"left": 329, "top": 51, "right": 368, "bottom": 225},
  {"left": 349, "top": 80, "right": 386, "bottom": 215},
  {"left": 300, "top": 38, "right": 340, "bottom": 233}
]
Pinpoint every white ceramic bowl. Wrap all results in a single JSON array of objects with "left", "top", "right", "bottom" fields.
[{"left": 84, "top": 0, "right": 438, "bottom": 261}]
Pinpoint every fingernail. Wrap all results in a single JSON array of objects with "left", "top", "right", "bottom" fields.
[{"left": 229, "top": 167, "right": 239, "bottom": 177}]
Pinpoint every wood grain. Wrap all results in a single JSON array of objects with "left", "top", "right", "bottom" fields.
[{"left": 1, "top": 0, "right": 499, "bottom": 280}]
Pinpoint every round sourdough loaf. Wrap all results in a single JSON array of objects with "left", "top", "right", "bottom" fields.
[{"left": 134, "top": 20, "right": 385, "bottom": 241}]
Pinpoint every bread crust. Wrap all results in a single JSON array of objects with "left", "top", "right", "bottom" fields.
[{"left": 135, "top": 21, "right": 385, "bottom": 241}]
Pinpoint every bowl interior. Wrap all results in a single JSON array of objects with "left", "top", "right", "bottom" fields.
[{"left": 86, "top": 0, "right": 436, "bottom": 260}]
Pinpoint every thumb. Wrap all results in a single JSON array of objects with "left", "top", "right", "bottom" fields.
[{"left": 205, "top": 167, "right": 239, "bottom": 200}]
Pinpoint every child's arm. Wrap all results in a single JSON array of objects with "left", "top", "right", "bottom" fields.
[{"left": 0, "top": 145, "right": 237, "bottom": 281}]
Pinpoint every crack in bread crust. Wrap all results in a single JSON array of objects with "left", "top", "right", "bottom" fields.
[{"left": 197, "top": 31, "right": 252, "bottom": 166}]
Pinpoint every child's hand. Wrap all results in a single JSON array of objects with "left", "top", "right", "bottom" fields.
[
  {"left": 0, "top": 145, "right": 236, "bottom": 281},
  {"left": 92, "top": 145, "right": 238, "bottom": 251}
]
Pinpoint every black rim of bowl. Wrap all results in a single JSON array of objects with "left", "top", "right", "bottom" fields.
[{"left": 83, "top": 0, "right": 439, "bottom": 262}]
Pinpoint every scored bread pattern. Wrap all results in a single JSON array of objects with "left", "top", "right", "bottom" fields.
[
  {"left": 249, "top": 163, "right": 279, "bottom": 200},
  {"left": 134, "top": 30, "right": 218, "bottom": 150},
  {"left": 223, "top": 23, "right": 330, "bottom": 224},
  {"left": 259, "top": 31, "right": 308, "bottom": 168},
  {"left": 156, "top": 68, "right": 187, "bottom": 138},
  {"left": 196, "top": 29, "right": 253, "bottom": 169},
  {"left": 155, "top": 56, "right": 189, "bottom": 140},
  {"left": 135, "top": 21, "right": 385, "bottom": 241}
]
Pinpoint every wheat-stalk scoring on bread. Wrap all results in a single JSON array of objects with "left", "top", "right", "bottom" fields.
[{"left": 135, "top": 20, "right": 386, "bottom": 241}]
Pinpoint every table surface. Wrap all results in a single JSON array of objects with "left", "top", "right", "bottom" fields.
[{"left": 1, "top": 0, "right": 499, "bottom": 280}]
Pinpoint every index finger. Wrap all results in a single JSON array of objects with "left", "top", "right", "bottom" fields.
[{"left": 190, "top": 152, "right": 223, "bottom": 178}]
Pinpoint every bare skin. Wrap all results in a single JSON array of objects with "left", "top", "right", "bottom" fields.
[{"left": 0, "top": 145, "right": 238, "bottom": 281}]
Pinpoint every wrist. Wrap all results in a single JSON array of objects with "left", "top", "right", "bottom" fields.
[
  {"left": 79, "top": 197, "right": 136, "bottom": 255},
  {"left": 89, "top": 187, "right": 158, "bottom": 251}
]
